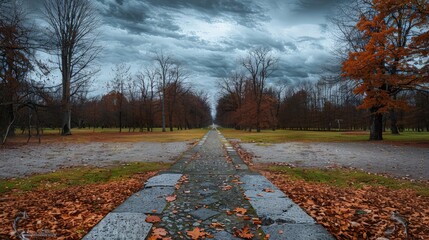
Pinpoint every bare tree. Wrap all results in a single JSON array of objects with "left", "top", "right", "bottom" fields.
[
  {"left": 109, "top": 63, "right": 131, "bottom": 133},
  {"left": 136, "top": 67, "right": 157, "bottom": 131},
  {"left": 0, "top": 0, "right": 33, "bottom": 143},
  {"left": 154, "top": 51, "right": 174, "bottom": 132},
  {"left": 166, "top": 64, "right": 188, "bottom": 131},
  {"left": 241, "top": 47, "right": 278, "bottom": 132},
  {"left": 43, "top": 0, "right": 100, "bottom": 135}
]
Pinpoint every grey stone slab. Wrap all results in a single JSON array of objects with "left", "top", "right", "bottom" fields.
[
  {"left": 114, "top": 187, "right": 175, "bottom": 214},
  {"left": 262, "top": 223, "right": 334, "bottom": 240},
  {"left": 212, "top": 231, "right": 241, "bottom": 240},
  {"left": 244, "top": 189, "right": 286, "bottom": 199},
  {"left": 241, "top": 175, "right": 278, "bottom": 191},
  {"left": 200, "top": 196, "right": 218, "bottom": 205},
  {"left": 83, "top": 212, "right": 152, "bottom": 240},
  {"left": 198, "top": 189, "right": 217, "bottom": 196},
  {"left": 190, "top": 208, "right": 220, "bottom": 220},
  {"left": 235, "top": 164, "right": 249, "bottom": 170},
  {"left": 145, "top": 173, "right": 182, "bottom": 187},
  {"left": 201, "top": 181, "right": 216, "bottom": 187},
  {"left": 245, "top": 191, "right": 315, "bottom": 224}
]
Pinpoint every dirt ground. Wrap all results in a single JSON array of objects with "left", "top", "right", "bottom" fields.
[
  {"left": 0, "top": 142, "right": 189, "bottom": 179},
  {"left": 241, "top": 142, "right": 429, "bottom": 180}
]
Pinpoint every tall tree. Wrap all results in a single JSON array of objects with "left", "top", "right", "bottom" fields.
[
  {"left": 241, "top": 47, "right": 277, "bottom": 132},
  {"left": 154, "top": 52, "right": 174, "bottom": 132},
  {"left": 43, "top": 0, "right": 100, "bottom": 135},
  {"left": 109, "top": 63, "right": 131, "bottom": 133},
  {"left": 342, "top": 0, "right": 429, "bottom": 140}
]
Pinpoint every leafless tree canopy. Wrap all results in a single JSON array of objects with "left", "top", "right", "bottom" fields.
[{"left": 43, "top": 0, "right": 100, "bottom": 135}]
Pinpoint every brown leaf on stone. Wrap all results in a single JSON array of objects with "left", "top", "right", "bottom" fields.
[
  {"left": 234, "top": 207, "right": 247, "bottom": 215},
  {"left": 263, "top": 188, "right": 275, "bottom": 193},
  {"left": 234, "top": 226, "right": 254, "bottom": 239},
  {"left": 186, "top": 227, "right": 209, "bottom": 240},
  {"left": 165, "top": 195, "right": 176, "bottom": 202},
  {"left": 210, "top": 222, "right": 225, "bottom": 230},
  {"left": 145, "top": 215, "right": 161, "bottom": 223}
]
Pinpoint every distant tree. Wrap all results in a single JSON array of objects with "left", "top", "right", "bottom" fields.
[
  {"left": 154, "top": 52, "right": 174, "bottom": 132},
  {"left": 43, "top": 0, "right": 100, "bottom": 135},
  {"left": 342, "top": 0, "right": 429, "bottom": 140},
  {"left": 241, "top": 47, "right": 277, "bottom": 132},
  {"left": 165, "top": 64, "right": 188, "bottom": 131},
  {"left": 109, "top": 63, "right": 131, "bottom": 132},
  {"left": 136, "top": 67, "right": 157, "bottom": 131}
]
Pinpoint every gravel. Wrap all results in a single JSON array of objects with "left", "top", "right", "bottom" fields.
[
  {"left": 241, "top": 142, "right": 429, "bottom": 180},
  {"left": 0, "top": 142, "right": 189, "bottom": 179}
]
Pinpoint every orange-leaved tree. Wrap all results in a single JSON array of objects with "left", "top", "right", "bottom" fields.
[{"left": 342, "top": 0, "right": 429, "bottom": 140}]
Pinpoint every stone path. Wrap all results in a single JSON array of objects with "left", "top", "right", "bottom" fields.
[{"left": 84, "top": 129, "right": 333, "bottom": 239}]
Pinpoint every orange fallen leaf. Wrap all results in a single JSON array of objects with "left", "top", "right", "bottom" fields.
[
  {"left": 165, "top": 195, "right": 176, "bottom": 202},
  {"left": 222, "top": 185, "right": 233, "bottom": 191},
  {"left": 234, "top": 207, "right": 247, "bottom": 215},
  {"left": 252, "top": 218, "right": 262, "bottom": 225},
  {"left": 150, "top": 227, "right": 168, "bottom": 239},
  {"left": 242, "top": 215, "right": 251, "bottom": 220},
  {"left": 186, "top": 227, "right": 209, "bottom": 240},
  {"left": 210, "top": 222, "right": 225, "bottom": 230},
  {"left": 263, "top": 188, "right": 275, "bottom": 193},
  {"left": 234, "top": 226, "right": 254, "bottom": 239},
  {"left": 145, "top": 215, "right": 161, "bottom": 223}
]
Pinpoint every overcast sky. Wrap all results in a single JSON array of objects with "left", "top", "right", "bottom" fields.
[{"left": 25, "top": 0, "right": 347, "bottom": 107}]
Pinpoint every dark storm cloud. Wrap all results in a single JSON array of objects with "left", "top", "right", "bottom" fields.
[
  {"left": 24, "top": 0, "right": 344, "bottom": 102},
  {"left": 293, "top": 0, "right": 343, "bottom": 13},
  {"left": 144, "top": 0, "right": 270, "bottom": 26}
]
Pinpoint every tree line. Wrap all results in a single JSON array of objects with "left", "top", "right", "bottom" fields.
[{"left": 216, "top": 0, "right": 429, "bottom": 140}]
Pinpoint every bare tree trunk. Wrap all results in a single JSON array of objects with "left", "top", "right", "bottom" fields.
[
  {"left": 370, "top": 110, "right": 383, "bottom": 140},
  {"left": 2, "top": 106, "right": 15, "bottom": 145},
  {"left": 389, "top": 109, "right": 399, "bottom": 134},
  {"left": 161, "top": 89, "right": 166, "bottom": 132}
]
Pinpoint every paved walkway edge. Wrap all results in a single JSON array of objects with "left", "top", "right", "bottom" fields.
[
  {"left": 217, "top": 129, "right": 334, "bottom": 240},
  {"left": 83, "top": 173, "right": 182, "bottom": 240}
]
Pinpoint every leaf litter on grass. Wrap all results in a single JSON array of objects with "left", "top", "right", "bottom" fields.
[
  {"left": 232, "top": 141, "right": 429, "bottom": 239},
  {"left": 0, "top": 172, "right": 157, "bottom": 239}
]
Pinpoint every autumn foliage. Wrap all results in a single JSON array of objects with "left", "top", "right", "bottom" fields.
[{"left": 342, "top": 0, "right": 429, "bottom": 139}]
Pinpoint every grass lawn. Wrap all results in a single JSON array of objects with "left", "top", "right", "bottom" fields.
[
  {"left": 0, "top": 162, "right": 170, "bottom": 194},
  {"left": 220, "top": 128, "right": 429, "bottom": 143},
  {"left": 6, "top": 127, "right": 209, "bottom": 144}
]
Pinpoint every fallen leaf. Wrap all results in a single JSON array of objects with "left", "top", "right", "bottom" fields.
[
  {"left": 210, "top": 222, "right": 225, "bottom": 230},
  {"left": 263, "top": 188, "right": 275, "bottom": 193},
  {"left": 234, "top": 226, "right": 254, "bottom": 239},
  {"left": 145, "top": 215, "right": 161, "bottom": 223},
  {"left": 252, "top": 218, "right": 262, "bottom": 225},
  {"left": 165, "top": 195, "right": 176, "bottom": 202},
  {"left": 234, "top": 207, "right": 247, "bottom": 215},
  {"left": 152, "top": 227, "right": 168, "bottom": 237},
  {"left": 186, "top": 227, "right": 208, "bottom": 240}
]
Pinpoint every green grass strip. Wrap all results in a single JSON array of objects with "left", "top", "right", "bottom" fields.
[
  {"left": 265, "top": 166, "right": 429, "bottom": 197},
  {"left": 0, "top": 162, "right": 170, "bottom": 194}
]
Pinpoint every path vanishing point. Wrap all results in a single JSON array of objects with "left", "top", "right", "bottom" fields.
[{"left": 84, "top": 128, "right": 334, "bottom": 239}]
